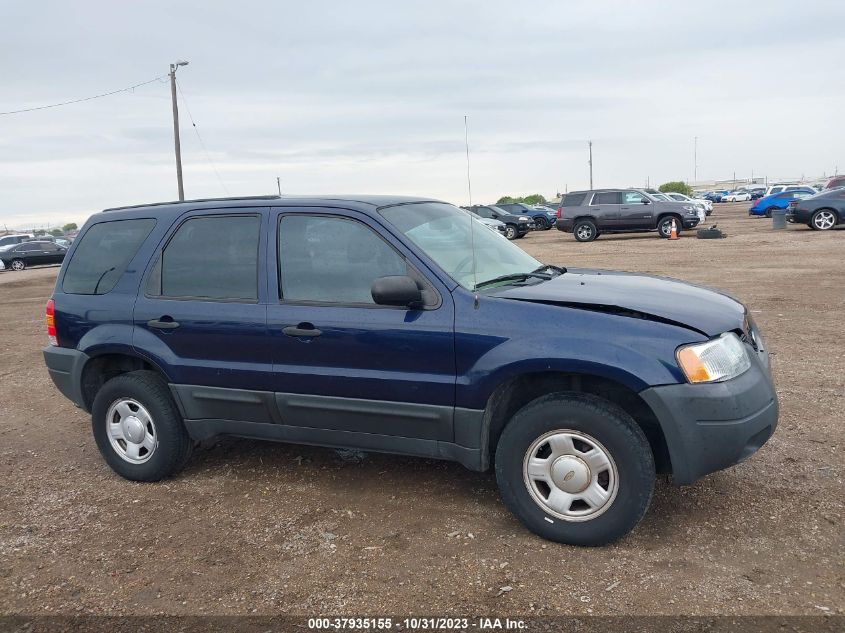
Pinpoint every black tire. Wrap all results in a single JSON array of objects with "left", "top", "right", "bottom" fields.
[
  {"left": 504, "top": 225, "right": 518, "bottom": 240},
  {"left": 573, "top": 219, "right": 597, "bottom": 242},
  {"left": 657, "top": 216, "right": 681, "bottom": 238},
  {"left": 533, "top": 216, "right": 548, "bottom": 230},
  {"left": 11, "top": 258, "right": 26, "bottom": 271},
  {"left": 91, "top": 370, "right": 193, "bottom": 481},
  {"left": 765, "top": 207, "right": 774, "bottom": 218},
  {"left": 495, "top": 392, "right": 655, "bottom": 546}
]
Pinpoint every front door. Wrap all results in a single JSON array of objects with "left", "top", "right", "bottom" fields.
[
  {"left": 618, "top": 191, "right": 654, "bottom": 229},
  {"left": 266, "top": 208, "right": 456, "bottom": 443}
]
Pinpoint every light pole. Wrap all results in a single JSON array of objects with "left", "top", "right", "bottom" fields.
[
  {"left": 693, "top": 136, "right": 697, "bottom": 184},
  {"left": 170, "top": 60, "right": 189, "bottom": 201},
  {"left": 588, "top": 140, "right": 593, "bottom": 189}
]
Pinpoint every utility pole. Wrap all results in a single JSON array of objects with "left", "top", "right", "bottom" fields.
[
  {"left": 276, "top": 177, "right": 282, "bottom": 196},
  {"left": 169, "top": 60, "right": 189, "bottom": 201},
  {"left": 693, "top": 136, "right": 697, "bottom": 184},
  {"left": 588, "top": 140, "right": 593, "bottom": 189},
  {"left": 464, "top": 116, "right": 473, "bottom": 206}
]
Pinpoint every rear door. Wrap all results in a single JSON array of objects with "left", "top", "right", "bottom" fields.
[
  {"left": 133, "top": 208, "right": 274, "bottom": 419},
  {"left": 266, "top": 207, "right": 456, "bottom": 443},
  {"left": 588, "top": 191, "right": 622, "bottom": 228},
  {"left": 618, "top": 191, "right": 654, "bottom": 229}
]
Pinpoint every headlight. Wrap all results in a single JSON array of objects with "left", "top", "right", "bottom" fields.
[
  {"left": 519, "top": 216, "right": 530, "bottom": 221},
  {"left": 683, "top": 205, "right": 695, "bottom": 212},
  {"left": 676, "top": 332, "right": 751, "bottom": 383}
]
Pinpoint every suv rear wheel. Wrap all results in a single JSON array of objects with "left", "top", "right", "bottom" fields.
[
  {"left": 91, "top": 370, "right": 193, "bottom": 481},
  {"left": 504, "top": 224, "right": 518, "bottom": 240},
  {"left": 573, "top": 219, "right": 597, "bottom": 242},
  {"left": 495, "top": 393, "right": 655, "bottom": 545},
  {"left": 533, "top": 216, "right": 548, "bottom": 230}
]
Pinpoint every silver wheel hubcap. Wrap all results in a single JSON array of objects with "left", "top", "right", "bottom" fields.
[
  {"left": 576, "top": 225, "right": 593, "bottom": 240},
  {"left": 814, "top": 211, "right": 835, "bottom": 230},
  {"left": 12, "top": 260, "right": 24, "bottom": 270},
  {"left": 106, "top": 398, "right": 157, "bottom": 464},
  {"left": 523, "top": 429, "right": 618, "bottom": 522}
]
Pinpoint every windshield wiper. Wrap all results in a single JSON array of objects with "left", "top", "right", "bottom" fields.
[
  {"left": 474, "top": 271, "right": 551, "bottom": 290},
  {"left": 533, "top": 264, "right": 567, "bottom": 276}
]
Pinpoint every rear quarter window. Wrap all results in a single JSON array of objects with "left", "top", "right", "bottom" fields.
[
  {"left": 562, "top": 193, "right": 587, "bottom": 207},
  {"left": 62, "top": 219, "right": 156, "bottom": 295}
]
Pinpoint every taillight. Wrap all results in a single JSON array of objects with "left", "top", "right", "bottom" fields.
[
  {"left": 556, "top": 207, "right": 562, "bottom": 218},
  {"left": 46, "top": 298, "right": 57, "bottom": 346}
]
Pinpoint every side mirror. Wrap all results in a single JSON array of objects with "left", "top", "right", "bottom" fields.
[
  {"left": 371, "top": 275, "right": 422, "bottom": 308},
  {"left": 641, "top": 198, "right": 651, "bottom": 204}
]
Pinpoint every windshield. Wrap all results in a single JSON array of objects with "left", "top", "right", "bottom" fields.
[{"left": 380, "top": 202, "right": 541, "bottom": 290}]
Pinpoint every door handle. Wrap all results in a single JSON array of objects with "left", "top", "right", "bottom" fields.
[
  {"left": 283, "top": 324, "right": 322, "bottom": 338},
  {"left": 147, "top": 318, "right": 180, "bottom": 330}
]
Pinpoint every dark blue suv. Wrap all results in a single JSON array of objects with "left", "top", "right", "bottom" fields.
[{"left": 43, "top": 195, "right": 778, "bottom": 545}]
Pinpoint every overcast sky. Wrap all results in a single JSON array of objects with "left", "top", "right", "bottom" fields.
[{"left": 1, "top": 0, "right": 842, "bottom": 228}]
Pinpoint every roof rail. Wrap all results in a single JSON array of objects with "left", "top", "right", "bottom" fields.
[{"left": 102, "top": 195, "right": 281, "bottom": 212}]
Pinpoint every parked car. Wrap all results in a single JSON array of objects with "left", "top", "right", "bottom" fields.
[
  {"left": 749, "top": 189, "right": 766, "bottom": 200},
  {"left": 748, "top": 189, "right": 816, "bottom": 217},
  {"left": 823, "top": 175, "right": 845, "bottom": 191},
  {"left": 462, "top": 210, "right": 507, "bottom": 237},
  {"left": 664, "top": 192, "right": 713, "bottom": 216},
  {"left": 0, "top": 233, "right": 33, "bottom": 247},
  {"left": 463, "top": 205, "right": 533, "bottom": 239},
  {"left": 0, "top": 257, "right": 5, "bottom": 271},
  {"left": 495, "top": 203, "right": 556, "bottom": 230},
  {"left": 555, "top": 189, "right": 702, "bottom": 241},
  {"left": 43, "top": 195, "right": 777, "bottom": 546},
  {"left": 55, "top": 238, "right": 72, "bottom": 248},
  {"left": 704, "top": 190, "right": 731, "bottom": 202},
  {"left": 786, "top": 188, "right": 844, "bottom": 230},
  {"left": 763, "top": 184, "right": 809, "bottom": 197},
  {"left": 0, "top": 240, "right": 67, "bottom": 270},
  {"left": 724, "top": 191, "right": 752, "bottom": 202}
]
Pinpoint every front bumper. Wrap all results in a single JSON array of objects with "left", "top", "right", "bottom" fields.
[
  {"left": 43, "top": 346, "right": 90, "bottom": 410},
  {"left": 639, "top": 344, "right": 778, "bottom": 485},
  {"left": 682, "top": 216, "right": 701, "bottom": 229}
]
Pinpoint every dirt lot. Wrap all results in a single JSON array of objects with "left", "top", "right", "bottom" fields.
[{"left": 0, "top": 203, "right": 843, "bottom": 617}]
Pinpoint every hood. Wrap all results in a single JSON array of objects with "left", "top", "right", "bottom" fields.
[{"left": 490, "top": 268, "right": 745, "bottom": 337}]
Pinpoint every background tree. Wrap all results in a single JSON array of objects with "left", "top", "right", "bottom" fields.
[
  {"left": 62, "top": 223, "right": 77, "bottom": 232},
  {"left": 658, "top": 181, "right": 693, "bottom": 196},
  {"left": 496, "top": 194, "right": 548, "bottom": 205},
  {"left": 49, "top": 228, "right": 63, "bottom": 237},
  {"left": 33, "top": 229, "right": 46, "bottom": 236}
]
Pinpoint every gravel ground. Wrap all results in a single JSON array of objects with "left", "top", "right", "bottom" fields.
[{"left": 0, "top": 203, "right": 842, "bottom": 616}]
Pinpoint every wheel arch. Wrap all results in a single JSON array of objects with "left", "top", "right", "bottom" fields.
[
  {"left": 480, "top": 371, "right": 671, "bottom": 476},
  {"left": 80, "top": 351, "right": 170, "bottom": 411}
]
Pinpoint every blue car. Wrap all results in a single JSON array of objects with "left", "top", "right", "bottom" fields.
[
  {"left": 43, "top": 195, "right": 777, "bottom": 545},
  {"left": 749, "top": 188, "right": 816, "bottom": 217}
]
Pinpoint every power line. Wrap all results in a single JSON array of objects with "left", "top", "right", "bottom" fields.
[
  {"left": 175, "top": 78, "right": 229, "bottom": 196},
  {"left": 0, "top": 74, "right": 168, "bottom": 116}
]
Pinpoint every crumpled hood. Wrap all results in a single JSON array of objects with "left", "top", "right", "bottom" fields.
[{"left": 490, "top": 268, "right": 746, "bottom": 336}]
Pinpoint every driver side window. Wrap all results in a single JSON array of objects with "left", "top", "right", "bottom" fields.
[{"left": 278, "top": 215, "right": 407, "bottom": 305}]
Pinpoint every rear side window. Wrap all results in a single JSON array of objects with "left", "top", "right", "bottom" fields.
[
  {"left": 150, "top": 215, "right": 260, "bottom": 301},
  {"left": 562, "top": 193, "right": 587, "bottom": 207},
  {"left": 62, "top": 219, "right": 155, "bottom": 295},
  {"left": 592, "top": 192, "right": 621, "bottom": 205}
]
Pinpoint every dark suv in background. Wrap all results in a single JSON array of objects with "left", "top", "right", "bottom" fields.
[
  {"left": 555, "top": 189, "right": 702, "bottom": 241},
  {"left": 462, "top": 205, "right": 533, "bottom": 239},
  {"left": 495, "top": 203, "right": 556, "bottom": 230}
]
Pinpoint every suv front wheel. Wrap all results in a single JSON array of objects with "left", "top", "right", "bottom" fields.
[
  {"left": 657, "top": 216, "right": 681, "bottom": 238},
  {"left": 91, "top": 370, "right": 193, "bottom": 481},
  {"left": 495, "top": 393, "right": 655, "bottom": 546}
]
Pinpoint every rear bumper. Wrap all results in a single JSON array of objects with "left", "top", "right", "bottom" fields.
[
  {"left": 639, "top": 347, "right": 778, "bottom": 485},
  {"left": 786, "top": 209, "right": 811, "bottom": 223},
  {"left": 43, "top": 346, "right": 89, "bottom": 410},
  {"left": 555, "top": 218, "right": 574, "bottom": 232}
]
